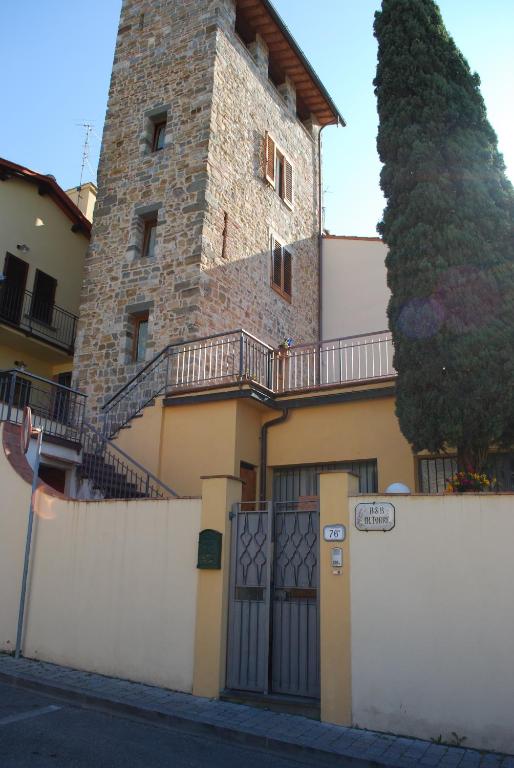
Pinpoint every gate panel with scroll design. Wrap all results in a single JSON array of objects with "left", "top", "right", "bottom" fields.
[
  {"left": 226, "top": 502, "right": 272, "bottom": 693},
  {"left": 227, "top": 501, "right": 319, "bottom": 698},
  {"left": 271, "top": 501, "right": 319, "bottom": 698}
]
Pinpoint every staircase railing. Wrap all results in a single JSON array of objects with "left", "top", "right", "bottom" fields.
[
  {"left": 79, "top": 421, "right": 178, "bottom": 500},
  {"left": 102, "top": 329, "right": 273, "bottom": 437}
]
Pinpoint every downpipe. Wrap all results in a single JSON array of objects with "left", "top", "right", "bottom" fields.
[{"left": 259, "top": 409, "right": 289, "bottom": 502}]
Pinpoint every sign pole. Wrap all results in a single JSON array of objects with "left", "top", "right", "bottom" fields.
[{"left": 15, "top": 426, "right": 43, "bottom": 659}]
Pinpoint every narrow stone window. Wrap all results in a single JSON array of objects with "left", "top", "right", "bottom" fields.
[
  {"left": 141, "top": 214, "right": 158, "bottom": 259},
  {"left": 221, "top": 212, "right": 229, "bottom": 259},
  {"left": 151, "top": 120, "right": 166, "bottom": 152},
  {"left": 141, "top": 106, "right": 170, "bottom": 156},
  {"left": 131, "top": 311, "right": 149, "bottom": 363}
]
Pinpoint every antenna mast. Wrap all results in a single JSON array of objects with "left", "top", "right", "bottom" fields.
[{"left": 77, "top": 121, "right": 94, "bottom": 208}]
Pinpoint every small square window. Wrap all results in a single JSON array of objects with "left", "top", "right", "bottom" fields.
[
  {"left": 152, "top": 120, "right": 166, "bottom": 152},
  {"left": 141, "top": 215, "right": 158, "bottom": 259},
  {"left": 131, "top": 312, "right": 149, "bottom": 363}
]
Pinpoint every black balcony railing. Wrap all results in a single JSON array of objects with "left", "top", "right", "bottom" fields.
[
  {"left": 0, "top": 283, "right": 78, "bottom": 353},
  {"left": 0, "top": 369, "right": 86, "bottom": 442}
]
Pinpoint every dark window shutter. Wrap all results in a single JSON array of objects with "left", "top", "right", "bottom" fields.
[
  {"left": 272, "top": 237, "right": 282, "bottom": 288},
  {"left": 265, "top": 132, "right": 276, "bottom": 187},
  {"left": 31, "top": 270, "right": 57, "bottom": 325},
  {"left": 283, "top": 158, "right": 293, "bottom": 209},
  {"left": 283, "top": 249, "right": 292, "bottom": 297}
]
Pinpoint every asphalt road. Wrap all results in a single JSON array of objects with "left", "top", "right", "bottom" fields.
[{"left": 0, "top": 681, "right": 343, "bottom": 768}]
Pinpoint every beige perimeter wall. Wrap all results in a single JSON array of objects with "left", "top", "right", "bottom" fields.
[
  {"left": 349, "top": 492, "right": 514, "bottom": 754},
  {"left": 0, "top": 425, "right": 201, "bottom": 693}
]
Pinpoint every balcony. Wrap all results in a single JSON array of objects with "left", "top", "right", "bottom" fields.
[
  {"left": 0, "top": 284, "right": 78, "bottom": 354},
  {"left": 0, "top": 369, "right": 86, "bottom": 442},
  {"left": 103, "top": 329, "right": 396, "bottom": 437}
]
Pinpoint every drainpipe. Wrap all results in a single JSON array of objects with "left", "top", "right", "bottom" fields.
[
  {"left": 259, "top": 409, "right": 289, "bottom": 502},
  {"left": 318, "top": 120, "right": 339, "bottom": 343}
]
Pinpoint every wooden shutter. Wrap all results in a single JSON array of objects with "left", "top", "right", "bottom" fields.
[
  {"left": 283, "top": 249, "right": 292, "bottom": 298},
  {"left": 283, "top": 157, "right": 293, "bottom": 209},
  {"left": 272, "top": 236, "right": 282, "bottom": 288},
  {"left": 265, "top": 132, "right": 276, "bottom": 188}
]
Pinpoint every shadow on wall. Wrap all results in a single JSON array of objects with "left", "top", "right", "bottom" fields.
[{"left": 196, "top": 235, "right": 319, "bottom": 348}]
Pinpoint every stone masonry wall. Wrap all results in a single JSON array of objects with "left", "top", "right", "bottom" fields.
[
  {"left": 73, "top": 0, "right": 320, "bottom": 412},
  {"left": 73, "top": 0, "right": 220, "bottom": 409},
  {"left": 200, "top": 2, "right": 320, "bottom": 346}
]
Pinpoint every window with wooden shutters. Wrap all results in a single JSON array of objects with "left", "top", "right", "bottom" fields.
[
  {"left": 283, "top": 249, "right": 292, "bottom": 296},
  {"left": 270, "top": 236, "right": 292, "bottom": 302},
  {"left": 265, "top": 132, "right": 276, "bottom": 187},
  {"left": 283, "top": 158, "right": 293, "bottom": 209},
  {"left": 264, "top": 133, "right": 294, "bottom": 209}
]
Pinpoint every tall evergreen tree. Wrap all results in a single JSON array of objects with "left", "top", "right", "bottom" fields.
[{"left": 374, "top": 0, "right": 514, "bottom": 472}]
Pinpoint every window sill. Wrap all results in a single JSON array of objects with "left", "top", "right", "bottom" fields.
[{"left": 271, "top": 283, "right": 292, "bottom": 304}]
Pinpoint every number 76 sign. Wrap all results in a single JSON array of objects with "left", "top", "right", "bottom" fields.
[{"left": 323, "top": 524, "right": 346, "bottom": 542}]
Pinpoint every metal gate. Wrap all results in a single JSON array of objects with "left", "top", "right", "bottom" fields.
[{"left": 226, "top": 500, "right": 319, "bottom": 699}]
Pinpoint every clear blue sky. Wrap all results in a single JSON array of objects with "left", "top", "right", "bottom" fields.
[{"left": 1, "top": 1, "right": 513, "bottom": 236}]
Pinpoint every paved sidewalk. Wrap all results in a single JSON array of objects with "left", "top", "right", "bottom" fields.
[{"left": 0, "top": 654, "right": 512, "bottom": 768}]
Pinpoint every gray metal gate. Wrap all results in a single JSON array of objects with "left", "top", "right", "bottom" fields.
[{"left": 226, "top": 500, "right": 319, "bottom": 699}]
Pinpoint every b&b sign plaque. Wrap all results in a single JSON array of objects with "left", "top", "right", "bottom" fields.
[{"left": 355, "top": 502, "right": 395, "bottom": 532}]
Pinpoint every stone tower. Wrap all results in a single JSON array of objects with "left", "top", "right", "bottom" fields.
[{"left": 74, "top": 0, "right": 342, "bottom": 408}]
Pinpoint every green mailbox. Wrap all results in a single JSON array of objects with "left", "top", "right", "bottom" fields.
[{"left": 197, "top": 529, "right": 222, "bottom": 570}]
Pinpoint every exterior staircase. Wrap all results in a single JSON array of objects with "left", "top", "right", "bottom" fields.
[
  {"left": 78, "top": 421, "right": 177, "bottom": 500},
  {"left": 0, "top": 368, "right": 177, "bottom": 500}
]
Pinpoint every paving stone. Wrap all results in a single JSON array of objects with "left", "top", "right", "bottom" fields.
[{"left": 1, "top": 654, "right": 513, "bottom": 768}]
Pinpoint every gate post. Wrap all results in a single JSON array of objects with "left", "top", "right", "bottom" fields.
[
  {"left": 319, "top": 471, "right": 359, "bottom": 726},
  {"left": 193, "top": 474, "right": 243, "bottom": 698}
]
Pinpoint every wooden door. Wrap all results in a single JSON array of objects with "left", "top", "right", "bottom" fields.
[{"left": 240, "top": 462, "right": 257, "bottom": 504}]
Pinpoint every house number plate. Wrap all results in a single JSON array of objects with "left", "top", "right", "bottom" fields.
[{"left": 323, "top": 524, "right": 346, "bottom": 542}]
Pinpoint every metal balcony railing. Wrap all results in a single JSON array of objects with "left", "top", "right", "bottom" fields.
[
  {"left": 0, "top": 284, "right": 78, "bottom": 353},
  {"left": 0, "top": 369, "right": 86, "bottom": 442},
  {"left": 270, "top": 331, "right": 395, "bottom": 393},
  {"left": 102, "top": 330, "right": 273, "bottom": 436},
  {"left": 102, "top": 329, "right": 395, "bottom": 437}
]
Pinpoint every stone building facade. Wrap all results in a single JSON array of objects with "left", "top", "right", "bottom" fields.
[{"left": 73, "top": 0, "right": 342, "bottom": 408}]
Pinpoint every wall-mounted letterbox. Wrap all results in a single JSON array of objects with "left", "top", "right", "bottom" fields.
[{"left": 197, "top": 529, "right": 222, "bottom": 570}]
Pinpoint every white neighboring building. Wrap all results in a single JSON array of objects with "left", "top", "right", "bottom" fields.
[{"left": 321, "top": 235, "right": 390, "bottom": 340}]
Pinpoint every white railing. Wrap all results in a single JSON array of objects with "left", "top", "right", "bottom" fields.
[
  {"left": 271, "top": 331, "right": 395, "bottom": 393},
  {"left": 102, "top": 329, "right": 395, "bottom": 436}
]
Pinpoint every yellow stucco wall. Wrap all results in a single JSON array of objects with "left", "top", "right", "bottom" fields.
[
  {"left": 158, "top": 399, "right": 239, "bottom": 496},
  {"left": 0, "top": 176, "right": 87, "bottom": 374},
  {"left": 114, "top": 388, "right": 415, "bottom": 497},
  {"left": 266, "top": 394, "right": 415, "bottom": 492},
  {"left": 0, "top": 331, "right": 73, "bottom": 378},
  {"left": 0, "top": 177, "right": 87, "bottom": 315}
]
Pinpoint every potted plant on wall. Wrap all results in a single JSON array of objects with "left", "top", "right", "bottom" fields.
[{"left": 446, "top": 469, "right": 495, "bottom": 493}]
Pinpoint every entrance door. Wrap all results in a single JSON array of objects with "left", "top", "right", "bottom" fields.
[
  {"left": 1, "top": 253, "right": 29, "bottom": 324},
  {"left": 226, "top": 500, "right": 320, "bottom": 699},
  {"left": 240, "top": 462, "right": 257, "bottom": 504}
]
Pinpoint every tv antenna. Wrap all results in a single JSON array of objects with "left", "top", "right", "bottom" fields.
[{"left": 76, "top": 121, "right": 94, "bottom": 207}]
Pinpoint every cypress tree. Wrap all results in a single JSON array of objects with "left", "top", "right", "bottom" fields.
[{"left": 374, "top": 0, "right": 514, "bottom": 472}]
